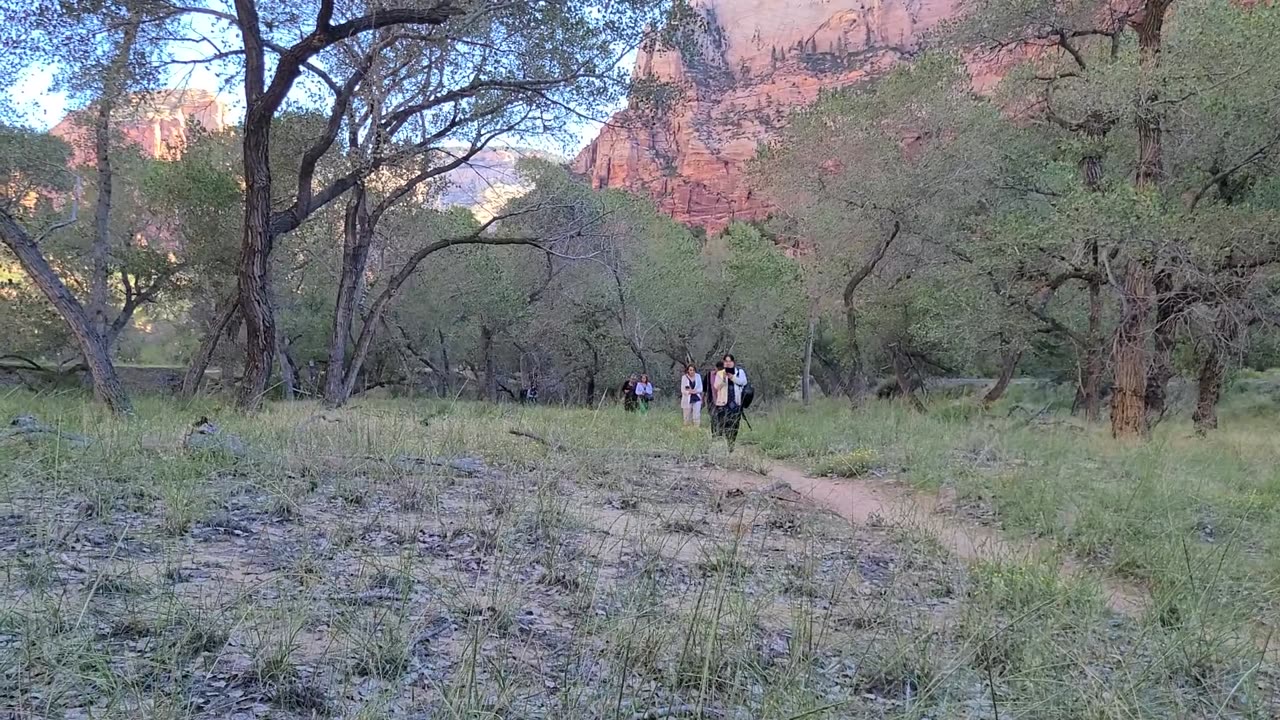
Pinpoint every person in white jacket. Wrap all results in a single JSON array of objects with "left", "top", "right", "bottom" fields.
[
  {"left": 679, "top": 364, "right": 703, "bottom": 426},
  {"left": 711, "top": 354, "right": 747, "bottom": 450}
]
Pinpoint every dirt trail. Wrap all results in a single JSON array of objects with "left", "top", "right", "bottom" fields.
[{"left": 708, "top": 461, "right": 1150, "bottom": 617}]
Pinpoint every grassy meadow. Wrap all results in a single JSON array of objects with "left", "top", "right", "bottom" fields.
[{"left": 0, "top": 388, "right": 1277, "bottom": 718}]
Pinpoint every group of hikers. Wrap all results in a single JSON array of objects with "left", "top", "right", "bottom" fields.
[{"left": 621, "top": 354, "right": 750, "bottom": 451}]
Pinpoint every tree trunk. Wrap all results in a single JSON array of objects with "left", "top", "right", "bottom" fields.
[
  {"left": 1071, "top": 103, "right": 1108, "bottom": 422},
  {"left": 235, "top": 117, "right": 277, "bottom": 410},
  {"left": 0, "top": 210, "right": 132, "bottom": 414},
  {"left": 1131, "top": 0, "right": 1170, "bottom": 189},
  {"left": 828, "top": 308, "right": 869, "bottom": 400},
  {"left": 90, "top": 98, "right": 114, "bottom": 341},
  {"left": 88, "top": 18, "right": 139, "bottom": 342},
  {"left": 438, "top": 329, "right": 452, "bottom": 396},
  {"left": 802, "top": 314, "right": 816, "bottom": 405},
  {"left": 982, "top": 347, "right": 1021, "bottom": 406},
  {"left": 1111, "top": 261, "right": 1152, "bottom": 439},
  {"left": 331, "top": 234, "right": 540, "bottom": 406},
  {"left": 1144, "top": 271, "right": 1179, "bottom": 422},
  {"left": 585, "top": 345, "right": 599, "bottom": 405},
  {"left": 889, "top": 344, "right": 925, "bottom": 413},
  {"left": 1080, "top": 348, "right": 1105, "bottom": 423},
  {"left": 1082, "top": 252, "right": 1104, "bottom": 422},
  {"left": 277, "top": 328, "right": 297, "bottom": 400},
  {"left": 324, "top": 189, "right": 371, "bottom": 407},
  {"left": 482, "top": 324, "right": 497, "bottom": 403},
  {"left": 1192, "top": 344, "right": 1225, "bottom": 434},
  {"left": 1109, "top": 0, "right": 1170, "bottom": 439},
  {"left": 180, "top": 297, "right": 238, "bottom": 399}
]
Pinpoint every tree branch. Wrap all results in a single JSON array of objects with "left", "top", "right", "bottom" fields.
[
  {"left": 1189, "top": 131, "right": 1280, "bottom": 211},
  {"left": 842, "top": 220, "right": 900, "bottom": 307}
]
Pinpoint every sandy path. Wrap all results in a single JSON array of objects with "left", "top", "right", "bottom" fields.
[{"left": 707, "top": 461, "right": 1149, "bottom": 616}]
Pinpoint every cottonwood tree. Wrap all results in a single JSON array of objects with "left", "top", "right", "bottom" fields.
[
  {"left": 370, "top": 163, "right": 805, "bottom": 403},
  {"left": 135, "top": 0, "right": 668, "bottom": 409},
  {"left": 757, "top": 55, "right": 1033, "bottom": 404},
  {"left": 309, "top": 0, "right": 661, "bottom": 406},
  {"left": 0, "top": 129, "right": 135, "bottom": 412},
  {"left": 950, "top": 0, "right": 1280, "bottom": 435},
  {"left": 0, "top": 0, "right": 178, "bottom": 413}
]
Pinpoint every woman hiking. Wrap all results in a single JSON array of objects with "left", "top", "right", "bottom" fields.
[
  {"left": 710, "top": 354, "right": 747, "bottom": 451},
  {"left": 680, "top": 364, "right": 703, "bottom": 427}
]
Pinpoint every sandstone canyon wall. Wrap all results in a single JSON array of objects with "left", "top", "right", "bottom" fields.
[
  {"left": 572, "top": 0, "right": 966, "bottom": 232},
  {"left": 50, "top": 89, "right": 227, "bottom": 166}
]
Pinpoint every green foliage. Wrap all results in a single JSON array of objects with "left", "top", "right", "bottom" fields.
[{"left": 0, "top": 126, "right": 73, "bottom": 210}]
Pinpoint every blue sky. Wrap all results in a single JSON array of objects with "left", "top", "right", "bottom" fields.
[{"left": 7, "top": 53, "right": 616, "bottom": 156}]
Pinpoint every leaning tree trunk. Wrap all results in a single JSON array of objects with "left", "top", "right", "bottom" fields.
[
  {"left": 982, "top": 347, "right": 1022, "bottom": 406},
  {"left": 0, "top": 211, "right": 131, "bottom": 415},
  {"left": 1192, "top": 344, "right": 1225, "bottom": 434},
  {"left": 1111, "top": 261, "right": 1152, "bottom": 439},
  {"left": 180, "top": 297, "right": 238, "bottom": 399},
  {"left": 324, "top": 189, "right": 372, "bottom": 407},
  {"left": 839, "top": 221, "right": 898, "bottom": 400},
  {"left": 236, "top": 122, "right": 277, "bottom": 410}
]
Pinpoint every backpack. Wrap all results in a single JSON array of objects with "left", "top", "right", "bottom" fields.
[{"left": 741, "top": 381, "right": 755, "bottom": 410}]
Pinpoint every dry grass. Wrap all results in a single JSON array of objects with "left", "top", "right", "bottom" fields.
[{"left": 0, "top": 391, "right": 1276, "bottom": 718}]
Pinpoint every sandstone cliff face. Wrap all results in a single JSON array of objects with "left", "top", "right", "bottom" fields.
[
  {"left": 50, "top": 89, "right": 227, "bottom": 166},
  {"left": 572, "top": 0, "right": 964, "bottom": 232},
  {"left": 436, "top": 147, "right": 563, "bottom": 220}
]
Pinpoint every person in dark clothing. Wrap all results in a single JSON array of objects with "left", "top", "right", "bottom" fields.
[
  {"left": 621, "top": 374, "right": 639, "bottom": 412},
  {"left": 711, "top": 354, "right": 747, "bottom": 451}
]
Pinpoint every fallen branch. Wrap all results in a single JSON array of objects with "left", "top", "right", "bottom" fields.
[
  {"left": 0, "top": 354, "right": 49, "bottom": 372},
  {"left": 507, "top": 429, "right": 565, "bottom": 452}
]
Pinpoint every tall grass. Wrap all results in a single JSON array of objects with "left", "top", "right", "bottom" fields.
[
  {"left": 746, "top": 396, "right": 1280, "bottom": 644},
  {"left": 0, "top": 390, "right": 1275, "bottom": 718}
]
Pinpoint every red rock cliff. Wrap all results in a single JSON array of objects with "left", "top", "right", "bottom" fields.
[
  {"left": 573, "top": 0, "right": 967, "bottom": 232},
  {"left": 50, "top": 89, "right": 227, "bottom": 166}
]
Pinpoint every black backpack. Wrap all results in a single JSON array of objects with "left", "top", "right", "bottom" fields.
[{"left": 730, "top": 367, "right": 755, "bottom": 410}]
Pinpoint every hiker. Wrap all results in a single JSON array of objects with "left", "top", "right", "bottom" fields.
[
  {"left": 524, "top": 381, "right": 538, "bottom": 404},
  {"left": 680, "top": 364, "right": 703, "bottom": 426},
  {"left": 706, "top": 361, "right": 724, "bottom": 436},
  {"left": 636, "top": 373, "right": 655, "bottom": 412},
  {"left": 621, "top": 374, "right": 639, "bottom": 412},
  {"left": 711, "top": 354, "right": 747, "bottom": 451}
]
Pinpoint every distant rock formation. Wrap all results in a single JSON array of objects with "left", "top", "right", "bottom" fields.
[
  {"left": 47, "top": 93, "right": 553, "bottom": 220},
  {"left": 573, "top": 0, "right": 989, "bottom": 232},
  {"left": 49, "top": 88, "right": 227, "bottom": 166},
  {"left": 435, "top": 146, "right": 562, "bottom": 220}
]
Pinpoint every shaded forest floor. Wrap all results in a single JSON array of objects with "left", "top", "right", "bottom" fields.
[{"left": 1, "top": 392, "right": 1277, "bottom": 719}]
